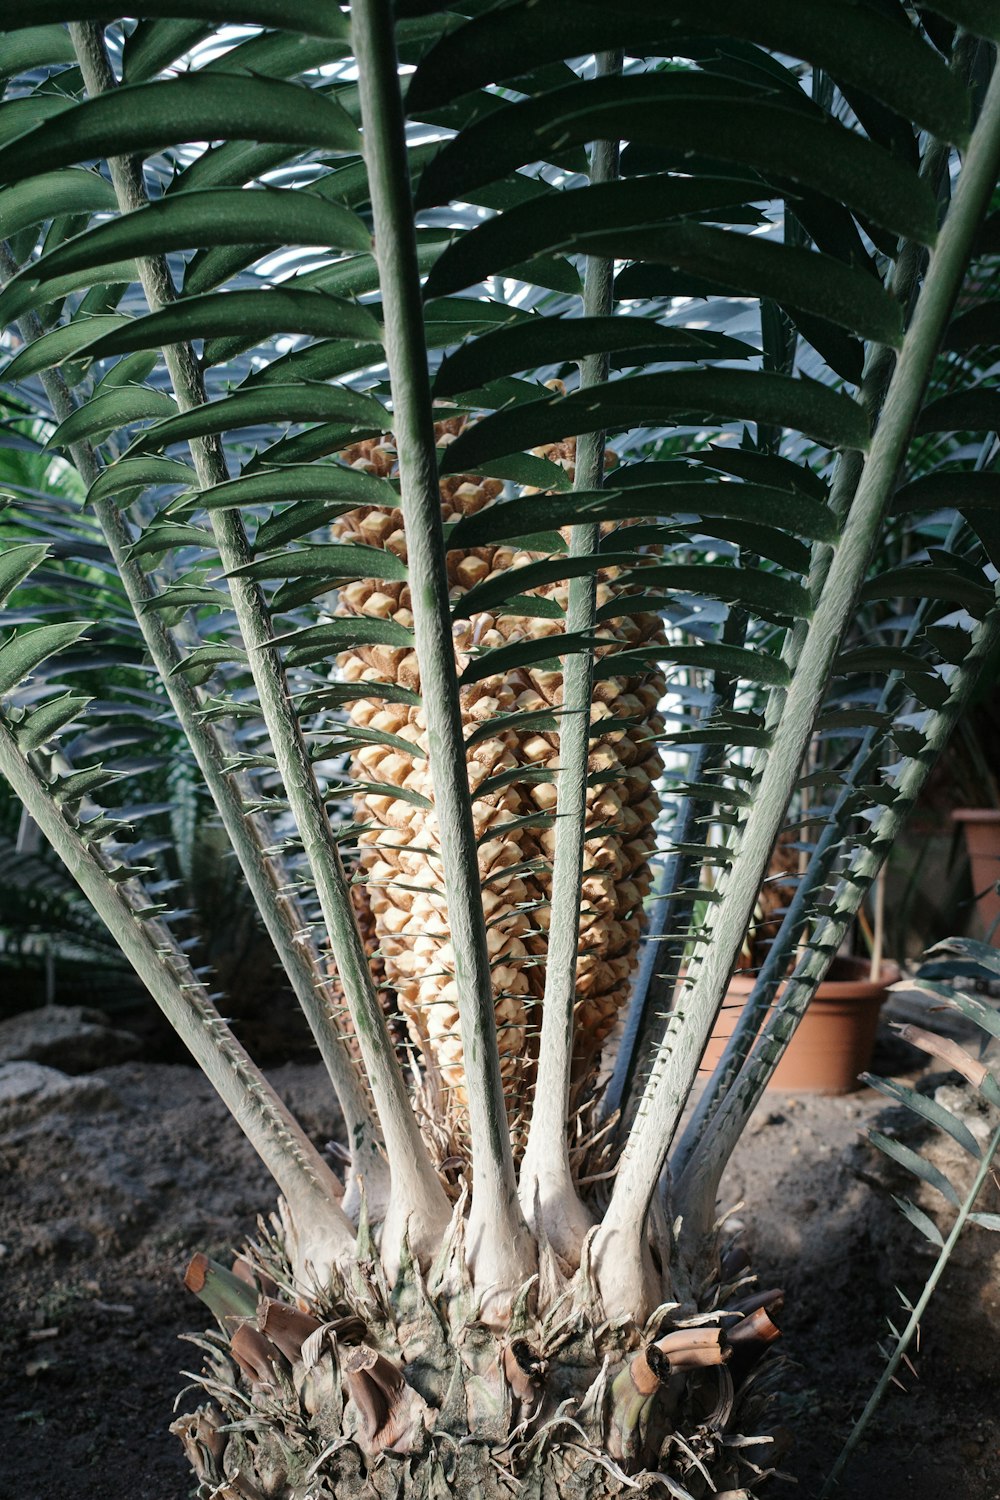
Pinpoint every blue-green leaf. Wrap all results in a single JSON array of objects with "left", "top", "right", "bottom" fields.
[
  {"left": 243, "top": 338, "right": 384, "bottom": 390},
  {"left": 892, "top": 1195, "right": 945, "bottom": 1249},
  {"left": 24, "top": 189, "right": 370, "bottom": 287},
  {"left": 0, "top": 622, "right": 89, "bottom": 697},
  {"left": 86, "top": 456, "right": 197, "bottom": 509},
  {"left": 285, "top": 235, "right": 445, "bottom": 302},
  {"left": 253, "top": 502, "right": 393, "bottom": 552},
  {"left": 494, "top": 593, "right": 565, "bottom": 620},
  {"left": 870, "top": 1130, "right": 962, "bottom": 1207},
  {"left": 863, "top": 1074, "right": 983, "bottom": 1160},
  {"left": 0, "top": 543, "right": 49, "bottom": 607},
  {"left": 0, "top": 74, "right": 360, "bottom": 186},
  {"left": 125, "top": 522, "right": 212, "bottom": 561},
  {"left": 926, "top": 937, "right": 1000, "bottom": 981},
  {"left": 198, "top": 28, "right": 351, "bottom": 81},
  {"left": 0, "top": 23, "right": 77, "bottom": 79},
  {"left": 139, "top": 584, "right": 226, "bottom": 614},
  {"left": 5, "top": 1, "right": 349, "bottom": 36},
  {"left": 927, "top": 987, "right": 1000, "bottom": 1044},
  {"left": 2, "top": 315, "right": 132, "bottom": 383},
  {"left": 174, "top": 462, "right": 398, "bottom": 519},
  {"left": 459, "top": 629, "right": 600, "bottom": 685},
  {"left": 582, "top": 223, "right": 903, "bottom": 346},
  {"left": 228, "top": 544, "right": 407, "bottom": 585},
  {"left": 858, "top": 566, "right": 996, "bottom": 613},
  {"left": 619, "top": 562, "right": 812, "bottom": 619},
  {"left": 453, "top": 551, "right": 638, "bottom": 618},
  {"left": 598, "top": 641, "right": 791, "bottom": 687},
  {"left": 409, "top": 0, "right": 970, "bottom": 145},
  {"left": 78, "top": 289, "right": 380, "bottom": 365},
  {"left": 47, "top": 387, "right": 178, "bottom": 453},
  {"left": 441, "top": 371, "right": 869, "bottom": 474},
  {"left": 122, "top": 17, "right": 216, "bottom": 82},
  {"left": 416, "top": 76, "right": 938, "bottom": 246},
  {"left": 127, "top": 384, "right": 386, "bottom": 456},
  {"left": 311, "top": 724, "right": 425, "bottom": 760},
  {"left": 52, "top": 765, "right": 123, "bottom": 805},
  {"left": 0, "top": 169, "right": 118, "bottom": 238},
  {"left": 893, "top": 472, "right": 1000, "bottom": 512},
  {"left": 499, "top": 253, "right": 582, "bottom": 295},
  {"left": 435, "top": 316, "right": 755, "bottom": 397},
  {"left": 916, "top": 390, "right": 1000, "bottom": 435},
  {"left": 266, "top": 616, "right": 413, "bottom": 669},
  {"left": 423, "top": 173, "right": 765, "bottom": 297},
  {"left": 466, "top": 707, "right": 560, "bottom": 746},
  {"left": 450, "top": 480, "right": 838, "bottom": 549},
  {"left": 694, "top": 445, "right": 829, "bottom": 500},
  {"left": 0, "top": 260, "right": 138, "bottom": 328},
  {"left": 463, "top": 451, "right": 574, "bottom": 492},
  {"left": 295, "top": 681, "right": 421, "bottom": 713},
  {"left": 15, "top": 691, "right": 93, "bottom": 753},
  {"left": 0, "top": 95, "right": 73, "bottom": 151},
  {"left": 241, "top": 420, "right": 383, "bottom": 471},
  {"left": 168, "top": 643, "right": 248, "bottom": 678},
  {"left": 98, "top": 350, "right": 160, "bottom": 391}
]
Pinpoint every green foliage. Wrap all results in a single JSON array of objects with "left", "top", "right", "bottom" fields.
[
  {"left": 1, "top": 7, "right": 1000, "bottom": 1493},
  {"left": 0, "top": 0, "right": 998, "bottom": 1348},
  {"left": 0, "top": 777, "right": 141, "bottom": 1012}
]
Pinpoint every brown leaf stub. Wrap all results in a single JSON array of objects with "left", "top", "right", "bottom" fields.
[
  {"left": 727, "top": 1307, "right": 782, "bottom": 1347},
  {"left": 184, "top": 1251, "right": 210, "bottom": 1295},
  {"left": 184, "top": 1252, "right": 258, "bottom": 1323},
  {"left": 728, "top": 1287, "right": 785, "bottom": 1320},
  {"left": 627, "top": 1347, "right": 661, "bottom": 1397},
  {"left": 169, "top": 1405, "right": 227, "bottom": 1490},
  {"left": 720, "top": 1244, "right": 752, "bottom": 1280},
  {"left": 257, "top": 1298, "right": 321, "bottom": 1364},
  {"left": 330, "top": 1313, "right": 369, "bottom": 1346},
  {"left": 502, "top": 1338, "right": 548, "bottom": 1414},
  {"left": 229, "top": 1323, "right": 281, "bottom": 1387},
  {"left": 232, "top": 1256, "right": 279, "bottom": 1300},
  {"left": 652, "top": 1325, "right": 731, "bottom": 1371},
  {"left": 342, "top": 1343, "right": 428, "bottom": 1455}
]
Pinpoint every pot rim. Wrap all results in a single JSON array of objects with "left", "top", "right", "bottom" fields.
[{"left": 951, "top": 807, "right": 1000, "bottom": 824}]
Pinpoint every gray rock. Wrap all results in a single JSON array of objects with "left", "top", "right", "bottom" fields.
[
  {"left": 0, "top": 1004, "right": 140, "bottom": 1074},
  {"left": 0, "top": 1060, "right": 114, "bottom": 1131}
]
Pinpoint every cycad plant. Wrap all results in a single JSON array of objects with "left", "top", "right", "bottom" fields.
[{"left": 2, "top": 5, "right": 1000, "bottom": 1495}]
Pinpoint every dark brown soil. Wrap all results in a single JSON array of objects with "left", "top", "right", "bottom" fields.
[
  {"left": 1, "top": 1036, "right": 998, "bottom": 1500},
  {"left": 0, "top": 1062, "right": 340, "bottom": 1500},
  {"left": 717, "top": 1041, "right": 1000, "bottom": 1500}
]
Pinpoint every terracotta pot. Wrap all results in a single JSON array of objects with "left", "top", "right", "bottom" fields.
[
  {"left": 700, "top": 956, "right": 901, "bottom": 1095},
  {"left": 951, "top": 808, "right": 1000, "bottom": 944}
]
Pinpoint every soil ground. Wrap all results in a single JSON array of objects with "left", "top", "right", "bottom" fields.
[{"left": 2, "top": 1028, "right": 999, "bottom": 1500}]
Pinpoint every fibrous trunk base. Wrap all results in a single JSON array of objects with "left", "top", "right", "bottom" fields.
[{"left": 174, "top": 1219, "right": 788, "bottom": 1500}]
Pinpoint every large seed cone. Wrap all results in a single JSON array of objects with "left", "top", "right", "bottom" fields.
[{"left": 331, "top": 422, "right": 665, "bottom": 1143}]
